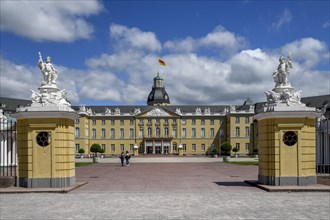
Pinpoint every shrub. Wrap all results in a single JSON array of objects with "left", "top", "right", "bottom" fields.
[
  {"left": 212, "top": 147, "right": 219, "bottom": 155},
  {"left": 90, "top": 143, "right": 102, "bottom": 157},
  {"left": 78, "top": 148, "right": 85, "bottom": 157},
  {"left": 232, "top": 147, "right": 239, "bottom": 156},
  {"left": 221, "top": 142, "right": 232, "bottom": 156}
]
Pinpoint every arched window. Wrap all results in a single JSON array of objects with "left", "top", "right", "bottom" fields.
[{"left": 148, "top": 127, "right": 152, "bottom": 137}]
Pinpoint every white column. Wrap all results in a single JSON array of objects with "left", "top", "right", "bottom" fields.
[
  {"left": 161, "top": 140, "right": 164, "bottom": 154},
  {"left": 170, "top": 142, "right": 173, "bottom": 154},
  {"left": 152, "top": 140, "right": 155, "bottom": 154},
  {"left": 144, "top": 140, "right": 147, "bottom": 154}
]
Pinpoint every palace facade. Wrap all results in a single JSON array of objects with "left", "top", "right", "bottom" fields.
[
  {"left": 72, "top": 73, "right": 255, "bottom": 156},
  {"left": 1, "top": 73, "right": 329, "bottom": 158}
]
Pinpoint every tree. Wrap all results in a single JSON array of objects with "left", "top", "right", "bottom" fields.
[
  {"left": 78, "top": 148, "right": 85, "bottom": 157},
  {"left": 211, "top": 147, "right": 219, "bottom": 156},
  {"left": 90, "top": 143, "right": 102, "bottom": 157},
  {"left": 220, "top": 142, "right": 232, "bottom": 156},
  {"left": 99, "top": 148, "right": 105, "bottom": 158},
  {"left": 232, "top": 147, "right": 239, "bottom": 156}
]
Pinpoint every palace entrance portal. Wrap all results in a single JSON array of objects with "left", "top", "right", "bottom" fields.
[{"left": 142, "top": 139, "right": 172, "bottom": 154}]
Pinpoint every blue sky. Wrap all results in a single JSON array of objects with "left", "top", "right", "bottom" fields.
[{"left": 1, "top": 0, "right": 329, "bottom": 106}]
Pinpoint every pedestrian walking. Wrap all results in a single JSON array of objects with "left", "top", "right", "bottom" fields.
[
  {"left": 119, "top": 151, "right": 124, "bottom": 166},
  {"left": 125, "top": 150, "right": 131, "bottom": 166}
]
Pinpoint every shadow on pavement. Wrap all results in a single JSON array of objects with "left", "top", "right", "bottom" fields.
[{"left": 214, "top": 181, "right": 255, "bottom": 187}]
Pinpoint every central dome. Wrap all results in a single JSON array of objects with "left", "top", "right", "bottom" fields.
[{"left": 147, "top": 73, "right": 170, "bottom": 106}]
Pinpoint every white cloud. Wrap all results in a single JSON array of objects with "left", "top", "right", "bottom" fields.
[
  {"left": 200, "top": 26, "right": 247, "bottom": 53},
  {"left": 0, "top": 0, "right": 103, "bottom": 42},
  {"left": 281, "top": 38, "right": 329, "bottom": 68},
  {"left": 164, "top": 26, "right": 247, "bottom": 55},
  {"left": 110, "top": 24, "right": 162, "bottom": 52},
  {"left": 1, "top": 23, "right": 328, "bottom": 106},
  {"left": 271, "top": 8, "right": 292, "bottom": 31}
]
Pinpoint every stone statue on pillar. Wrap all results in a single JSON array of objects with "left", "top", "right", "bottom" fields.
[
  {"left": 27, "top": 52, "right": 71, "bottom": 108},
  {"left": 264, "top": 54, "right": 303, "bottom": 107},
  {"left": 37, "top": 52, "right": 59, "bottom": 86}
]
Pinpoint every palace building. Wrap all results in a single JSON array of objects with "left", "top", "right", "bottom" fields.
[
  {"left": 72, "top": 73, "right": 255, "bottom": 156},
  {"left": 0, "top": 73, "right": 329, "bottom": 159}
]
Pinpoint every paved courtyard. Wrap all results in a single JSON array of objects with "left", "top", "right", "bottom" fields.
[{"left": 1, "top": 160, "right": 329, "bottom": 219}]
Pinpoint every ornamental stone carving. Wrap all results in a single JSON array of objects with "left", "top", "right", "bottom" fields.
[
  {"left": 105, "top": 107, "right": 111, "bottom": 114},
  {"left": 114, "top": 108, "right": 121, "bottom": 115},
  {"left": 204, "top": 107, "right": 211, "bottom": 115},
  {"left": 134, "top": 108, "right": 141, "bottom": 115},
  {"left": 175, "top": 108, "right": 182, "bottom": 115},
  {"left": 146, "top": 107, "right": 170, "bottom": 117},
  {"left": 195, "top": 107, "right": 202, "bottom": 115}
]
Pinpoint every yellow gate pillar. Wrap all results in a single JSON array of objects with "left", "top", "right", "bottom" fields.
[
  {"left": 14, "top": 111, "right": 78, "bottom": 188},
  {"left": 254, "top": 55, "right": 323, "bottom": 186},
  {"left": 12, "top": 52, "right": 78, "bottom": 188},
  {"left": 255, "top": 112, "right": 320, "bottom": 186}
]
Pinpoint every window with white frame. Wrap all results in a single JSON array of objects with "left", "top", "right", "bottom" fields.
[
  {"left": 192, "top": 119, "right": 196, "bottom": 125},
  {"left": 120, "top": 128, "right": 124, "bottom": 138},
  {"left": 245, "top": 117, "right": 250, "bottom": 124},
  {"left": 201, "top": 128, "right": 205, "bottom": 138},
  {"left": 192, "top": 144, "right": 196, "bottom": 152},
  {"left": 192, "top": 128, "right": 196, "bottom": 138},
  {"left": 173, "top": 143, "right": 177, "bottom": 152},
  {"left": 75, "top": 127, "right": 80, "bottom": 137},
  {"left": 182, "top": 144, "right": 186, "bottom": 152},
  {"left": 156, "top": 127, "right": 160, "bottom": 137},
  {"left": 92, "top": 119, "right": 96, "bottom": 125},
  {"left": 111, "top": 128, "right": 115, "bottom": 138},
  {"left": 235, "top": 127, "right": 240, "bottom": 137},
  {"left": 129, "top": 128, "right": 134, "bottom": 138},
  {"left": 201, "top": 119, "right": 205, "bottom": 125},
  {"left": 120, "top": 119, "right": 124, "bottom": 125},
  {"left": 75, "top": 144, "right": 80, "bottom": 152},
  {"left": 201, "top": 144, "right": 205, "bottom": 152},
  {"left": 101, "top": 128, "right": 106, "bottom": 138},
  {"left": 92, "top": 129, "right": 96, "bottom": 139},
  {"left": 120, "top": 144, "right": 124, "bottom": 152},
  {"left": 164, "top": 127, "right": 169, "bottom": 137},
  {"left": 210, "top": 128, "right": 214, "bottom": 138},
  {"left": 172, "top": 128, "right": 177, "bottom": 138},
  {"left": 111, "top": 144, "right": 115, "bottom": 152},
  {"left": 236, "top": 143, "right": 240, "bottom": 150},
  {"left": 147, "top": 127, "right": 152, "bottom": 137},
  {"left": 130, "top": 144, "right": 134, "bottom": 152},
  {"left": 101, "top": 144, "right": 106, "bottom": 151},
  {"left": 130, "top": 119, "right": 134, "bottom": 125},
  {"left": 110, "top": 119, "right": 115, "bottom": 125},
  {"left": 245, "top": 143, "right": 250, "bottom": 151},
  {"left": 235, "top": 117, "right": 240, "bottom": 123},
  {"left": 210, "top": 119, "right": 214, "bottom": 125},
  {"left": 182, "top": 128, "right": 186, "bottom": 138},
  {"left": 182, "top": 119, "right": 186, "bottom": 125},
  {"left": 101, "top": 119, "right": 106, "bottom": 125},
  {"left": 245, "top": 127, "right": 250, "bottom": 136}
]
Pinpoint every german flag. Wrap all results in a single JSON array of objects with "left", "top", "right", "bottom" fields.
[{"left": 158, "top": 58, "right": 166, "bottom": 66}]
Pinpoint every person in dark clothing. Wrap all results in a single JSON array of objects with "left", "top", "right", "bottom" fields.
[
  {"left": 119, "top": 152, "right": 125, "bottom": 166},
  {"left": 125, "top": 151, "right": 130, "bottom": 166}
]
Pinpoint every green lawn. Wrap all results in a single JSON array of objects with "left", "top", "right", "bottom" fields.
[
  {"left": 75, "top": 162, "right": 94, "bottom": 167},
  {"left": 226, "top": 161, "right": 259, "bottom": 166}
]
